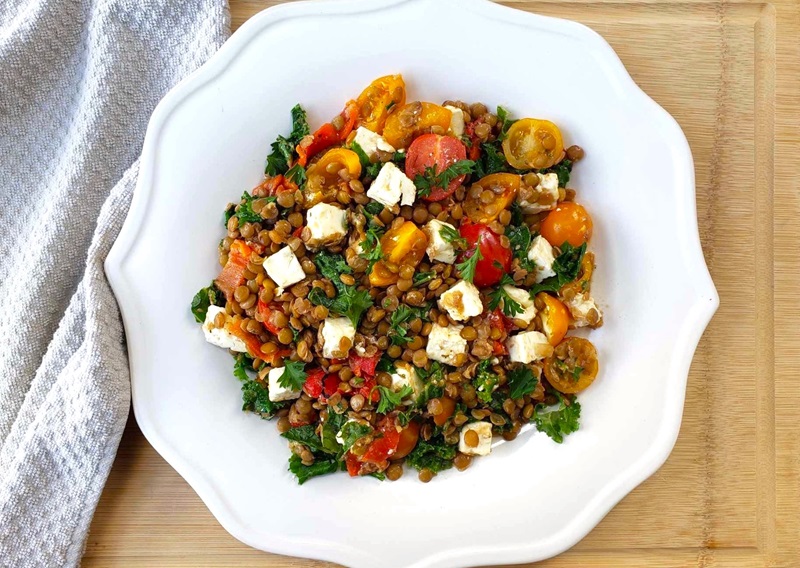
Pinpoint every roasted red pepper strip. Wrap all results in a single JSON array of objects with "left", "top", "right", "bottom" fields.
[
  {"left": 464, "top": 118, "right": 483, "bottom": 161},
  {"left": 256, "top": 300, "right": 285, "bottom": 335},
  {"left": 303, "top": 368, "right": 326, "bottom": 399},
  {"left": 215, "top": 240, "right": 252, "bottom": 302},
  {"left": 361, "top": 416, "right": 400, "bottom": 464},
  {"left": 348, "top": 351, "right": 381, "bottom": 379}
]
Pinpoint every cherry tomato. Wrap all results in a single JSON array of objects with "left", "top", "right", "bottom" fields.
[
  {"left": 297, "top": 100, "right": 360, "bottom": 166},
  {"left": 502, "top": 118, "right": 565, "bottom": 170},
  {"left": 356, "top": 74, "right": 406, "bottom": 133},
  {"left": 361, "top": 416, "right": 401, "bottom": 463},
  {"left": 404, "top": 134, "right": 467, "bottom": 201},
  {"left": 543, "top": 337, "right": 599, "bottom": 394},
  {"left": 302, "top": 368, "right": 326, "bottom": 399},
  {"left": 393, "top": 421, "right": 421, "bottom": 459},
  {"left": 433, "top": 397, "right": 456, "bottom": 427},
  {"left": 540, "top": 202, "right": 593, "bottom": 247},
  {"left": 464, "top": 173, "right": 520, "bottom": 223},
  {"left": 369, "top": 221, "right": 428, "bottom": 287},
  {"left": 305, "top": 147, "right": 363, "bottom": 206},
  {"left": 560, "top": 251, "right": 595, "bottom": 300},
  {"left": 457, "top": 223, "right": 512, "bottom": 287},
  {"left": 348, "top": 352, "right": 381, "bottom": 379},
  {"left": 215, "top": 240, "right": 252, "bottom": 302},
  {"left": 535, "top": 293, "right": 570, "bottom": 346},
  {"left": 382, "top": 102, "right": 452, "bottom": 149}
]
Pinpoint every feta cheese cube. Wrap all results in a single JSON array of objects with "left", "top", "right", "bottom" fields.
[
  {"left": 459, "top": 421, "right": 493, "bottom": 456},
  {"left": 202, "top": 306, "right": 248, "bottom": 352},
  {"left": 267, "top": 366, "right": 302, "bottom": 402},
  {"left": 518, "top": 172, "right": 560, "bottom": 214},
  {"left": 527, "top": 235, "right": 557, "bottom": 283},
  {"left": 390, "top": 361, "right": 423, "bottom": 402},
  {"left": 320, "top": 316, "right": 356, "bottom": 359},
  {"left": 507, "top": 331, "right": 553, "bottom": 363},
  {"left": 425, "top": 323, "right": 467, "bottom": 366},
  {"left": 366, "top": 162, "right": 416, "bottom": 208},
  {"left": 305, "top": 202, "right": 347, "bottom": 249},
  {"left": 502, "top": 285, "right": 537, "bottom": 326},
  {"left": 566, "top": 293, "right": 603, "bottom": 328},
  {"left": 353, "top": 126, "right": 396, "bottom": 160},
  {"left": 444, "top": 105, "right": 465, "bottom": 137},
  {"left": 264, "top": 246, "right": 306, "bottom": 289},
  {"left": 438, "top": 280, "right": 483, "bottom": 322},
  {"left": 423, "top": 219, "right": 458, "bottom": 264}
]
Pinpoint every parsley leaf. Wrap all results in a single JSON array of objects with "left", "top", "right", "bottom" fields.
[
  {"left": 387, "top": 304, "right": 428, "bottom": 346},
  {"left": 496, "top": 106, "right": 516, "bottom": 141},
  {"left": 438, "top": 224, "right": 467, "bottom": 249},
  {"left": 233, "top": 353, "right": 253, "bottom": 382},
  {"left": 540, "top": 159, "right": 573, "bottom": 187},
  {"left": 532, "top": 393, "right": 581, "bottom": 443},
  {"left": 487, "top": 274, "right": 524, "bottom": 317},
  {"left": 415, "top": 362, "right": 446, "bottom": 408},
  {"left": 505, "top": 224, "right": 535, "bottom": 272},
  {"left": 358, "top": 224, "right": 385, "bottom": 273},
  {"left": 190, "top": 282, "right": 223, "bottom": 323},
  {"left": 338, "top": 421, "right": 373, "bottom": 453},
  {"left": 265, "top": 104, "right": 310, "bottom": 176},
  {"left": 507, "top": 365, "right": 538, "bottom": 399},
  {"left": 278, "top": 360, "right": 307, "bottom": 391},
  {"left": 284, "top": 163, "right": 306, "bottom": 188},
  {"left": 282, "top": 425, "right": 327, "bottom": 454},
  {"left": 363, "top": 201, "right": 385, "bottom": 218},
  {"left": 530, "top": 242, "right": 587, "bottom": 295},
  {"left": 376, "top": 353, "right": 397, "bottom": 374},
  {"left": 376, "top": 385, "right": 414, "bottom": 414},
  {"left": 308, "top": 251, "right": 374, "bottom": 326},
  {"left": 413, "top": 160, "right": 475, "bottom": 197},
  {"left": 405, "top": 435, "right": 457, "bottom": 473},
  {"left": 314, "top": 250, "right": 353, "bottom": 279},
  {"left": 351, "top": 141, "right": 383, "bottom": 179},
  {"left": 412, "top": 271, "right": 435, "bottom": 287},
  {"left": 455, "top": 236, "right": 483, "bottom": 283},
  {"left": 288, "top": 453, "right": 340, "bottom": 485},
  {"left": 475, "top": 141, "right": 510, "bottom": 178},
  {"left": 231, "top": 191, "right": 268, "bottom": 225},
  {"left": 473, "top": 360, "right": 499, "bottom": 404}
]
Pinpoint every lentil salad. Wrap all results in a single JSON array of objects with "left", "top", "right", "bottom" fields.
[{"left": 190, "top": 74, "right": 603, "bottom": 484}]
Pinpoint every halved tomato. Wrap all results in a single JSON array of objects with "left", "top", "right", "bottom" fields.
[
  {"left": 502, "top": 118, "right": 565, "bottom": 170},
  {"left": 405, "top": 133, "right": 468, "bottom": 201},
  {"left": 540, "top": 202, "right": 593, "bottom": 247},
  {"left": 543, "top": 337, "right": 599, "bottom": 394},
  {"left": 464, "top": 173, "right": 520, "bottom": 223},
  {"left": 369, "top": 221, "right": 428, "bottom": 287},
  {"left": 356, "top": 74, "right": 406, "bottom": 133},
  {"left": 361, "top": 416, "right": 401, "bottom": 463},
  {"left": 297, "top": 100, "right": 360, "bottom": 166},
  {"left": 457, "top": 223, "right": 512, "bottom": 288},
  {"left": 393, "top": 420, "right": 421, "bottom": 459},
  {"left": 535, "top": 293, "right": 570, "bottom": 346},
  {"left": 305, "top": 147, "right": 363, "bottom": 206},
  {"left": 382, "top": 102, "right": 452, "bottom": 149},
  {"left": 432, "top": 397, "right": 456, "bottom": 426}
]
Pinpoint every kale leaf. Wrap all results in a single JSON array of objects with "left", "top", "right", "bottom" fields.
[
  {"left": 265, "top": 104, "right": 310, "bottom": 176},
  {"left": 405, "top": 435, "right": 457, "bottom": 473},
  {"left": 190, "top": 282, "right": 224, "bottom": 323},
  {"left": 288, "top": 454, "right": 340, "bottom": 485},
  {"left": 507, "top": 365, "right": 538, "bottom": 400},
  {"left": 530, "top": 242, "right": 587, "bottom": 295}
]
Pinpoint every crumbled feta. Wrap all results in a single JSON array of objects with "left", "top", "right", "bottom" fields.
[
  {"left": 425, "top": 323, "right": 467, "bottom": 366},
  {"left": 267, "top": 366, "right": 302, "bottom": 402},
  {"left": 438, "top": 280, "right": 483, "bottom": 322},
  {"left": 507, "top": 331, "right": 553, "bottom": 363},
  {"left": 459, "top": 421, "right": 493, "bottom": 456},
  {"left": 566, "top": 293, "right": 603, "bottom": 328},
  {"left": 202, "top": 306, "right": 248, "bottom": 352},
  {"left": 320, "top": 316, "right": 356, "bottom": 359},
  {"left": 353, "top": 126, "right": 395, "bottom": 160},
  {"left": 444, "top": 105, "right": 465, "bottom": 137},
  {"left": 305, "top": 202, "right": 347, "bottom": 249},
  {"left": 423, "top": 219, "right": 458, "bottom": 264},
  {"left": 502, "top": 285, "right": 537, "bottom": 326},
  {"left": 264, "top": 246, "right": 306, "bottom": 289},
  {"left": 527, "top": 235, "right": 557, "bottom": 283},
  {"left": 518, "top": 172, "right": 560, "bottom": 214},
  {"left": 390, "top": 361, "right": 423, "bottom": 402},
  {"left": 366, "top": 162, "right": 416, "bottom": 208}
]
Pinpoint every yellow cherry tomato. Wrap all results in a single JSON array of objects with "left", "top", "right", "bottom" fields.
[
  {"left": 502, "top": 118, "right": 565, "bottom": 170},
  {"left": 535, "top": 292, "right": 570, "bottom": 346},
  {"left": 464, "top": 173, "right": 520, "bottom": 223},
  {"left": 540, "top": 202, "right": 593, "bottom": 247},
  {"left": 369, "top": 221, "right": 428, "bottom": 287},
  {"left": 382, "top": 102, "right": 452, "bottom": 149},
  {"left": 305, "top": 148, "right": 362, "bottom": 206},
  {"left": 543, "top": 337, "right": 599, "bottom": 394},
  {"left": 356, "top": 74, "right": 406, "bottom": 134}
]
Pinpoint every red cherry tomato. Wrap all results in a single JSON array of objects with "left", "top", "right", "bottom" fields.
[
  {"left": 457, "top": 223, "right": 512, "bottom": 287},
  {"left": 404, "top": 134, "right": 467, "bottom": 201},
  {"left": 361, "top": 416, "right": 401, "bottom": 464},
  {"left": 302, "top": 368, "right": 326, "bottom": 399},
  {"left": 349, "top": 352, "right": 381, "bottom": 379}
]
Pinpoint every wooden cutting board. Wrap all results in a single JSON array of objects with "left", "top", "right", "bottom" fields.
[{"left": 82, "top": 1, "right": 800, "bottom": 566}]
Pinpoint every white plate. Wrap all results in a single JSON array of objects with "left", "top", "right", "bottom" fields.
[{"left": 105, "top": 0, "right": 718, "bottom": 566}]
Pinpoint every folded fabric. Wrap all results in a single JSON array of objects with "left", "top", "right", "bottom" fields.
[{"left": 0, "top": 1, "right": 229, "bottom": 566}]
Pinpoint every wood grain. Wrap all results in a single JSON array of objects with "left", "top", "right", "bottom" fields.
[{"left": 83, "top": 0, "right": 800, "bottom": 566}]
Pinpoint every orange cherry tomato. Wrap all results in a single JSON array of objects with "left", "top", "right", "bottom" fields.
[
  {"left": 433, "top": 397, "right": 456, "bottom": 426},
  {"left": 535, "top": 292, "right": 570, "bottom": 346},
  {"left": 464, "top": 173, "right": 521, "bottom": 223},
  {"left": 382, "top": 102, "right": 452, "bottom": 149},
  {"left": 356, "top": 74, "right": 406, "bottom": 133},
  {"left": 305, "top": 148, "right": 362, "bottom": 206},
  {"left": 369, "top": 221, "right": 428, "bottom": 287},
  {"left": 543, "top": 337, "right": 599, "bottom": 394},
  {"left": 540, "top": 202, "right": 593, "bottom": 247},
  {"left": 393, "top": 421, "right": 421, "bottom": 459},
  {"left": 404, "top": 134, "right": 467, "bottom": 201},
  {"left": 502, "top": 118, "right": 565, "bottom": 170}
]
